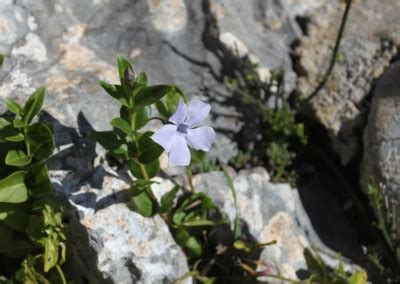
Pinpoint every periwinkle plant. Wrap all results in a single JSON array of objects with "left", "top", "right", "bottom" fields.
[
  {"left": 0, "top": 55, "right": 66, "bottom": 282},
  {"left": 91, "top": 56, "right": 217, "bottom": 226}
]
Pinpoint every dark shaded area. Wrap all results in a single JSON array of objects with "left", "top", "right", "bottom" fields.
[
  {"left": 39, "top": 111, "right": 127, "bottom": 283},
  {"left": 295, "top": 116, "right": 384, "bottom": 282}
]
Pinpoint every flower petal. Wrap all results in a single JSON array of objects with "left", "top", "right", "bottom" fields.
[
  {"left": 186, "top": 99, "right": 211, "bottom": 127},
  {"left": 168, "top": 135, "right": 191, "bottom": 167},
  {"left": 151, "top": 124, "right": 177, "bottom": 152},
  {"left": 186, "top": 126, "right": 215, "bottom": 151},
  {"left": 169, "top": 100, "right": 187, "bottom": 125}
]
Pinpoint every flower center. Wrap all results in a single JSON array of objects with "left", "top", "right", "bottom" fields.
[{"left": 177, "top": 123, "right": 189, "bottom": 134}]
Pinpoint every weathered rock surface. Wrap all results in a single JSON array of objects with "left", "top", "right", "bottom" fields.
[
  {"left": 296, "top": 0, "right": 400, "bottom": 164},
  {"left": 45, "top": 118, "right": 190, "bottom": 284},
  {"left": 193, "top": 168, "right": 359, "bottom": 280},
  {"left": 361, "top": 63, "right": 400, "bottom": 200},
  {"left": 0, "top": 0, "right": 329, "bottom": 163}
]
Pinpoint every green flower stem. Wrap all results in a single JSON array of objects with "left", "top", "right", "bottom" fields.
[
  {"left": 371, "top": 188, "right": 394, "bottom": 253},
  {"left": 138, "top": 162, "right": 158, "bottom": 205},
  {"left": 55, "top": 264, "right": 67, "bottom": 284},
  {"left": 174, "top": 271, "right": 200, "bottom": 284},
  {"left": 187, "top": 166, "right": 195, "bottom": 192},
  {"left": 304, "top": 0, "right": 353, "bottom": 103},
  {"left": 138, "top": 162, "right": 169, "bottom": 223}
]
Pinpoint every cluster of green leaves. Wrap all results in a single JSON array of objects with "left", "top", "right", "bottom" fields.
[
  {"left": 366, "top": 183, "right": 400, "bottom": 283},
  {"left": 91, "top": 55, "right": 186, "bottom": 217},
  {"left": 91, "top": 56, "right": 216, "bottom": 221},
  {"left": 301, "top": 248, "right": 367, "bottom": 284},
  {"left": 0, "top": 56, "right": 66, "bottom": 283},
  {"left": 225, "top": 60, "right": 307, "bottom": 183}
]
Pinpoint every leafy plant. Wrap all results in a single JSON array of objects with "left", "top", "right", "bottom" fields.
[
  {"left": 225, "top": 62, "right": 307, "bottom": 183},
  {"left": 0, "top": 56, "right": 66, "bottom": 282},
  {"left": 366, "top": 183, "right": 400, "bottom": 283},
  {"left": 302, "top": 247, "right": 367, "bottom": 284},
  {"left": 91, "top": 55, "right": 186, "bottom": 218}
]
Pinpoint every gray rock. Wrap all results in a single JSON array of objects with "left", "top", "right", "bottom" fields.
[
  {"left": 361, "top": 63, "right": 400, "bottom": 200},
  {"left": 43, "top": 118, "right": 190, "bottom": 284},
  {"left": 295, "top": 0, "right": 400, "bottom": 164},
  {"left": 0, "top": 0, "right": 330, "bottom": 163},
  {"left": 192, "top": 168, "right": 360, "bottom": 280}
]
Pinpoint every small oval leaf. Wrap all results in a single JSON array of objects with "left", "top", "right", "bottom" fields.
[
  {"left": 0, "top": 171, "right": 28, "bottom": 203},
  {"left": 5, "top": 150, "right": 31, "bottom": 166},
  {"left": 134, "top": 85, "right": 174, "bottom": 107}
]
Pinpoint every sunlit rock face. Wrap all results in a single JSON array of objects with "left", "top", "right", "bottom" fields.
[
  {"left": 192, "top": 168, "right": 360, "bottom": 280},
  {"left": 361, "top": 63, "right": 400, "bottom": 219},
  {"left": 48, "top": 141, "right": 190, "bottom": 283},
  {"left": 0, "top": 0, "right": 376, "bottom": 282},
  {"left": 0, "top": 0, "right": 328, "bottom": 163},
  {"left": 295, "top": 0, "right": 400, "bottom": 165}
]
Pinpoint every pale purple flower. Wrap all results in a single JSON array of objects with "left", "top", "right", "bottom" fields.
[{"left": 151, "top": 99, "right": 215, "bottom": 167}]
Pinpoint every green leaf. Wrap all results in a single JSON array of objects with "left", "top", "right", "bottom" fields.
[
  {"left": 0, "top": 54, "right": 3, "bottom": 68},
  {"left": 0, "top": 123, "right": 22, "bottom": 141},
  {"left": 0, "top": 171, "right": 28, "bottom": 203},
  {"left": 27, "top": 163, "right": 52, "bottom": 198},
  {"left": 99, "top": 81, "right": 128, "bottom": 106},
  {"left": 129, "top": 186, "right": 155, "bottom": 217},
  {"left": 0, "top": 118, "right": 10, "bottom": 129},
  {"left": 3, "top": 211, "right": 29, "bottom": 231},
  {"left": 134, "top": 72, "right": 148, "bottom": 89},
  {"left": 138, "top": 131, "right": 163, "bottom": 164},
  {"left": 132, "top": 106, "right": 151, "bottom": 130},
  {"left": 44, "top": 237, "right": 58, "bottom": 272},
  {"left": 90, "top": 131, "right": 122, "bottom": 151},
  {"left": 111, "top": 117, "right": 133, "bottom": 136},
  {"left": 129, "top": 159, "right": 160, "bottom": 179},
  {"left": 184, "top": 236, "right": 203, "bottom": 258},
  {"left": 22, "top": 87, "right": 45, "bottom": 124},
  {"left": 175, "top": 228, "right": 203, "bottom": 259},
  {"left": 5, "top": 150, "right": 31, "bottom": 166},
  {"left": 155, "top": 101, "right": 169, "bottom": 118},
  {"left": 5, "top": 133, "right": 24, "bottom": 142},
  {"left": 4, "top": 99, "right": 22, "bottom": 115},
  {"left": 348, "top": 271, "right": 367, "bottom": 284},
  {"left": 165, "top": 87, "right": 184, "bottom": 113},
  {"left": 0, "top": 223, "right": 13, "bottom": 247},
  {"left": 26, "top": 123, "right": 55, "bottom": 160},
  {"left": 160, "top": 185, "right": 180, "bottom": 213},
  {"left": 134, "top": 85, "right": 174, "bottom": 107},
  {"left": 155, "top": 88, "right": 185, "bottom": 118},
  {"left": 190, "top": 149, "right": 206, "bottom": 164},
  {"left": 13, "top": 119, "right": 26, "bottom": 128}
]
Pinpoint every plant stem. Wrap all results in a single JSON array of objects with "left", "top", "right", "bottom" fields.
[
  {"left": 187, "top": 166, "right": 195, "bottom": 192},
  {"left": 55, "top": 264, "right": 67, "bottom": 284},
  {"left": 138, "top": 163, "right": 158, "bottom": 206},
  {"left": 174, "top": 271, "right": 199, "bottom": 284},
  {"left": 148, "top": 116, "right": 168, "bottom": 124},
  {"left": 304, "top": 0, "right": 353, "bottom": 103},
  {"left": 138, "top": 162, "right": 169, "bottom": 223}
]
